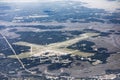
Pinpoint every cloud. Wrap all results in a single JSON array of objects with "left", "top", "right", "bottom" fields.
[{"left": 72, "top": 0, "right": 120, "bottom": 12}]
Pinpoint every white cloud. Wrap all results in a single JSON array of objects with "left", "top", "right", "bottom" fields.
[{"left": 72, "top": 0, "right": 120, "bottom": 12}]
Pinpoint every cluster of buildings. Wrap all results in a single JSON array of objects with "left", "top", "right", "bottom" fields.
[
  {"left": 90, "top": 73, "right": 120, "bottom": 80},
  {"left": 6, "top": 73, "right": 120, "bottom": 80},
  {"left": 22, "top": 52, "right": 73, "bottom": 68}
]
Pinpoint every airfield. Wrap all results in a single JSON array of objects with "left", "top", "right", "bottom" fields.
[
  {"left": 9, "top": 32, "right": 99, "bottom": 59},
  {"left": 0, "top": 0, "right": 120, "bottom": 79}
]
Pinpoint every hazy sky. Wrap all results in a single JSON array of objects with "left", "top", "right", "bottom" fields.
[
  {"left": 0, "top": 0, "right": 39, "bottom": 2},
  {"left": 0, "top": 0, "right": 119, "bottom": 12},
  {"left": 0, "top": 0, "right": 61, "bottom": 2}
]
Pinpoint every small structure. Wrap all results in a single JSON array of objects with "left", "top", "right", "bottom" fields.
[{"left": 0, "top": 53, "right": 6, "bottom": 58}]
